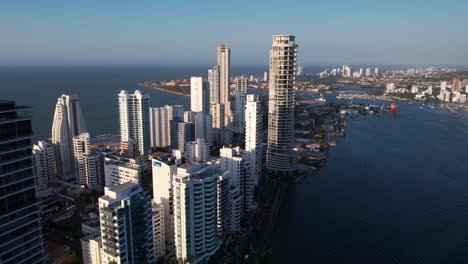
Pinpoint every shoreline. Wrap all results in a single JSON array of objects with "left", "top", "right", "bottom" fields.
[{"left": 137, "top": 82, "right": 190, "bottom": 97}]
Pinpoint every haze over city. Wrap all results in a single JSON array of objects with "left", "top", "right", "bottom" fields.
[{"left": 1, "top": 0, "right": 468, "bottom": 66}]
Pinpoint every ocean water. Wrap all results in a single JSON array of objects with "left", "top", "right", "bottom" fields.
[{"left": 269, "top": 97, "right": 468, "bottom": 263}]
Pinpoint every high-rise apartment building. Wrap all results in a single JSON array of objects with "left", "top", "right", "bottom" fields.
[
  {"left": 33, "top": 140, "right": 57, "bottom": 193},
  {"left": 118, "top": 90, "right": 151, "bottom": 157},
  {"left": 99, "top": 182, "right": 154, "bottom": 264},
  {"left": 0, "top": 100, "right": 45, "bottom": 264},
  {"left": 217, "top": 44, "right": 230, "bottom": 104},
  {"left": 104, "top": 155, "right": 150, "bottom": 187},
  {"left": 173, "top": 163, "right": 221, "bottom": 263},
  {"left": 266, "top": 35, "right": 298, "bottom": 175},
  {"left": 190, "top": 77, "right": 210, "bottom": 114},
  {"left": 234, "top": 76, "right": 248, "bottom": 93},
  {"left": 151, "top": 153, "right": 178, "bottom": 247},
  {"left": 152, "top": 202, "right": 165, "bottom": 262},
  {"left": 452, "top": 77, "right": 461, "bottom": 92},
  {"left": 150, "top": 105, "right": 184, "bottom": 148},
  {"left": 73, "top": 132, "right": 104, "bottom": 191},
  {"left": 245, "top": 94, "right": 263, "bottom": 186},
  {"left": 208, "top": 66, "right": 220, "bottom": 104},
  {"left": 234, "top": 91, "right": 246, "bottom": 129},
  {"left": 194, "top": 112, "right": 213, "bottom": 146},
  {"left": 52, "top": 94, "right": 87, "bottom": 179},
  {"left": 73, "top": 132, "right": 91, "bottom": 185},
  {"left": 185, "top": 138, "right": 210, "bottom": 163},
  {"left": 176, "top": 122, "right": 195, "bottom": 151}
]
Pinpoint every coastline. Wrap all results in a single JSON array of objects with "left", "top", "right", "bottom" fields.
[{"left": 137, "top": 82, "right": 190, "bottom": 97}]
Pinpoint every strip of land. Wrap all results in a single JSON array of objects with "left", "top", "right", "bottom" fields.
[{"left": 138, "top": 82, "right": 190, "bottom": 97}]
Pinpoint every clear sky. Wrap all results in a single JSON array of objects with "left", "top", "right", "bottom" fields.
[{"left": 1, "top": 0, "right": 467, "bottom": 66}]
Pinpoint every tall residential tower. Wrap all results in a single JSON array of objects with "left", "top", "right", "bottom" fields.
[
  {"left": 118, "top": 90, "right": 151, "bottom": 157},
  {"left": 266, "top": 35, "right": 298, "bottom": 175}
]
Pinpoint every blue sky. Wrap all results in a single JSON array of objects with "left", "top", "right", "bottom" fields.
[{"left": 1, "top": 0, "right": 467, "bottom": 66}]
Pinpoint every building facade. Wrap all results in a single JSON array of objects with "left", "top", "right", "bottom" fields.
[
  {"left": 99, "top": 183, "right": 154, "bottom": 264},
  {"left": 172, "top": 163, "right": 221, "bottom": 263},
  {"left": 266, "top": 35, "right": 298, "bottom": 175},
  {"left": 52, "top": 94, "right": 87, "bottom": 179},
  {"left": 0, "top": 100, "right": 45, "bottom": 264},
  {"left": 118, "top": 90, "right": 151, "bottom": 157}
]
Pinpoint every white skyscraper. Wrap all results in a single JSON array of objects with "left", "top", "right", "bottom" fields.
[
  {"left": 245, "top": 94, "right": 263, "bottom": 186},
  {"left": 220, "top": 146, "right": 252, "bottom": 211},
  {"left": 386, "top": 83, "right": 395, "bottom": 93},
  {"left": 263, "top": 71, "right": 268, "bottom": 82},
  {"left": 190, "top": 77, "right": 210, "bottom": 114},
  {"left": 150, "top": 105, "right": 184, "bottom": 148},
  {"left": 365, "top": 67, "right": 372, "bottom": 77},
  {"left": 266, "top": 35, "right": 298, "bottom": 175},
  {"left": 52, "top": 94, "right": 87, "bottom": 179},
  {"left": 73, "top": 132, "right": 91, "bottom": 185},
  {"left": 33, "top": 140, "right": 57, "bottom": 193},
  {"left": 73, "top": 132, "right": 104, "bottom": 191},
  {"left": 217, "top": 44, "right": 230, "bottom": 104},
  {"left": 99, "top": 182, "right": 154, "bottom": 264},
  {"left": 118, "top": 90, "right": 151, "bottom": 157},
  {"left": 151, "top": 153, "right": 178, "bottom": 246},
  {"left": 173, "top": 163, "right": 221, "bottom": 263}
]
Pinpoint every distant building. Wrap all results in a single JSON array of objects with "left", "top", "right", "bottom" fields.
[
  {"left": 234, "top": 91, "right": 246, "bottom": 129},
  {"left": 452, "top": 77, "right": 461, "bottom": 92},
  {"left": 365, "top": 67, "right": 372, "bottom": 77},
  {"left": 99, "top": 183, "right": 154, "bottom": 264},
  {"left": 208, "top": 65, "right": 220, "bottom": 104},
  {"left": 52, "top": 94, "right": 87, "bottom": 179},
  {"left": 73, "top": 132, "right": 104, "bottom": 191},
  {"left": 441, "top": 81, "right": 447, "bottom": 92},
  {"left": 297, "top": 66, "right": 304, "bottom": 76},
  {"left": 386, "top": 83, "right": 395, "bottom": 93},
  {"left": 263, "top": 71, "right": 268, "bottom": 82},
  {"left": 217, "top": 44, "right": 230, "bottom": 105},
  {"left": 234, "top": 76, "right": 248, "bottom": 93},
  {"left": 118, "top": 90, "right": 151, "bottom": 157},
  {"left": 33, "top": 140, "right": 57, "bottom": 193},
  {"left": 150, "top": 105, "right": 184, "bottom": 149},
  {"left": 191, "top": 77, "right": 210, "bottom": 114}
]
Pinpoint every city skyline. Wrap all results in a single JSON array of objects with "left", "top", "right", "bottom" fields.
[{"left": 1, "top": 0, "right": 468, "bottom": 66}]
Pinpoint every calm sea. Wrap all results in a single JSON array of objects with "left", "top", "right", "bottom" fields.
[{"left": 269, "top": 94, "right": 468, "bottom": 263}]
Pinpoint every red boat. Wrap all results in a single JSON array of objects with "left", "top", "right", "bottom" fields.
[{"left": 389, "top": 103, "right": 397, "bottom": 113}]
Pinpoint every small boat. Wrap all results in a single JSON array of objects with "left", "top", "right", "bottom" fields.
[{"left": 389, "top": 103, "right": 397, "bottom": 113}]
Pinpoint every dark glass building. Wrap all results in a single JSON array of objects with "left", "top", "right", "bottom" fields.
[{"left": 0, "top": 100, "right": 45, "bottom": 263}]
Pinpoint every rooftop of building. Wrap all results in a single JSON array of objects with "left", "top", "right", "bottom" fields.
[
  {"left": 151, "top": 151, "right": 176, "bottom": 165},
  {"left": 105, "top": 154, "right": 146, "bottom": 169}
]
